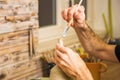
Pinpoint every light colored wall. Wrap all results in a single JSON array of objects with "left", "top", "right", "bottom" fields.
[{"left": 92, "top": 0, "right": 120, "bottom": 38}]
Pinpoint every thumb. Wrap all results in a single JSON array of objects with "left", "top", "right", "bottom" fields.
[{"left": 58, "top": 38, "right": 64, "bottom": 47}]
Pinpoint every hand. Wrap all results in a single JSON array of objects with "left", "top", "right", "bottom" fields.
[
  {"left": 52, "top": 44, "right": 93, "bottom": 80},
  {"left": 61, "top": 5, "right": 86, "bottom": 28}
]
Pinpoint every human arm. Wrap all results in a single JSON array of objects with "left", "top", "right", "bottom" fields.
[{"left": 61, "top": 5, "right": 119, "bottom": 62}]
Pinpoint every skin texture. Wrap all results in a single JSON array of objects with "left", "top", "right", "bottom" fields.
[
  {"left": 52, "top": 5, "right": 119, "bottom": 80},
  {"left": 52, "top": 44, "right": 94, "bottom": 80}
]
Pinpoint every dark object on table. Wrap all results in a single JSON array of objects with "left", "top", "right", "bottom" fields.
[
  {"left": 0, "top": 73, "right": 6, "bottom": 80},
  {"left": 108, "top": 38, "right": 120, "bottom": 45}
]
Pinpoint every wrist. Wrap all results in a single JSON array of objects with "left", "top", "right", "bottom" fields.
[
  {"left": 72, "top": 65, "right": 94, "bottom": 80},
  {"left": 74, "top": 22, "right": 88, "bottom": 31},
  {"left": 74, "top": 72, "right": 94, "bottom": 80}
]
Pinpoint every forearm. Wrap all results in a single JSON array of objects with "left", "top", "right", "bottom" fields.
[
  {"left": 74, "top": 23, "right": 107, "bottom": 54},
  {"left": 74, "top": 22, "right": 118, "bottom": 62}
]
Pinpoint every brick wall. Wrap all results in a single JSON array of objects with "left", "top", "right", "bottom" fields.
[{"left": 0, "top": 0, "right": 49, "bottom": 80}]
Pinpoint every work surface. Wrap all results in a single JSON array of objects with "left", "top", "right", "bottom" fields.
[{"left": 101, "top": 61, "right": 120, "bottom": 80}]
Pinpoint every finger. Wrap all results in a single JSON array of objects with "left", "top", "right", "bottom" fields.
[
  {"left": 74, "top": 12, "right": 85, "bottom": 23},
  {"left": 56, "top": 43, "right": 67, "bottom": 53},
  {"left": 56, "top": 50, "right": 68, "bottom": 60},
  {"left": 61, "top": 9, "right": 68, "bottom": 21},
  {"left": 74, "top": 6, "right": 85, "bottom": 23},
  {"left": 67, "top": 7, "right": 76, "bottom": 22},
  {"left": 54, "top": 52, "right": 66, "bottom": 67},
  {"left": 77, "top": 6, "right": 85, "bottom": 13},
  {"left": 55, "top": 50, "right": 70, "bottom": 64}
]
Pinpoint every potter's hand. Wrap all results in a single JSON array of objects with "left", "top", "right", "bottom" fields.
[
  {"left": 52, "top": 44, "right": 93, "bottom": 80},
  {"left": 61, "top": 5, "right": 86, "bottom": 29}
]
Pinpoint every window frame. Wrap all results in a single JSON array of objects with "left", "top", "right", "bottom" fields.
[
  {"left": 39, "top": 0, "right": 70, "bottom": 42},
  {"left": 38, "top": 0, "right": 94, "bottom": 50}
]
